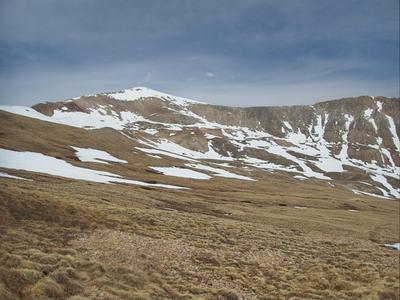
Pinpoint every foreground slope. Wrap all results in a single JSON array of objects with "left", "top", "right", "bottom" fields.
[{"left": 0, "top": 88, "right": 399, "bottom": 299}]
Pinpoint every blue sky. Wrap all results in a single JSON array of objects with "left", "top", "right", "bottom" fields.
[{"left": 0, "top": 0, "right": 398, "bottom": 106}]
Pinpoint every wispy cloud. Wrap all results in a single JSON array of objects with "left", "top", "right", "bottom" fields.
[
  {"left": 205, "top": 72, "right": 215, "bottom": 78},
  {"left": 143, "top": 72, "right": 152, "bottom": 83}
]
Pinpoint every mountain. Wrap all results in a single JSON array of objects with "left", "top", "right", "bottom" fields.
[
  {"left": 1, "top": 87, "right": 399, "bottom": 198},
  {"left": 0, "top": 87, "right": 399, "bottom": 300}
]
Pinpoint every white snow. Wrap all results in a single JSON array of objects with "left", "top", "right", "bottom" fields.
[
  {"left": 363, "top": 108, "right": 378, "bottom": 132},
  {"left": 294, "top": 206, "right": 307, "bottom": 209},
  {"left": 286, "top": 129, "right": 307, "bottom": 144},
  {"left": 143, "top": 138, "right": 233, "bottom": 161},
  {"left": 364, "top": 108, "right": 373, "bottom": 119},
  {"left": 0, "top": 105, "right": 173, "bottom": 131},
  {"left": 72, "top": 146, "right": 128, "bottom": 164},
  {"left": 243, "top": 156, "right": 300, "bottom": 174},
  {"left": 267, "top": 145, "right": 330, "bottom": 179},
  {"left": 185, "top": 163, "right": 255, "bottom": 181},
  {"left": 385, "top": 115, "right": 400, "bottom": 152},
  {"left": 315, "top": 156, "right": 344, "bottom": 173},
  {"left": 0, "top": 106, "right": 123, "bottom": 130},
  {"left": 143, "top": 128, "right": 159, "bottom": 135},
  {"left": 0, "top": 172, "right": 30, "bottom": 180},
  {"left": 0, "top": 148, "right": 184, "bottom": 189},
  {"left": 283, "top": 121, "right": 293, "bottom": 131},
  {"left": 381, "top": 148, "right": 396, "bottom": 168},
  {"left": 337, "top": 114, "right": 354, "bottom": 162},
  {"left": 205, "top": 133, "right": 219, "bottom": 139},
  {"left": 301, "top": 113, "right": 344, "bottom": 173},
  {"left": 376, "top": 101, "right": 383, "bottom": 112},
  {"left": 0, "top": 106, "right": 55, "bottom": 122},
  {"left": 215, "top": 162, "right": 233, "bottom": 168},
  {"left": 135, "top": 147, "right": 195, "bottom": 161},
  {"left": 384, "top": 243, "right": 400, "bottom": 250},
  {"left": 370, "top": 174, "right": 399, "bottom": 198},
  {"left": 146, "top": 154, "right": 162, "bottom": 159},
  {"left": 107, "top": 87, "right": 203, "bottom": 106},
  {"left": 350, "top": 189, "right": 392, "bottom": 199},
  {"left": 149, "top": 166, "right": 211, "bottom": 180}
]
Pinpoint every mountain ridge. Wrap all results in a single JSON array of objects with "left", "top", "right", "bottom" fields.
[
  {"left": 33, "top": 86, "right": 400, "bottom": 110},
  {"left": 0, "top": 86, "right": 399, "bottom": 199}
]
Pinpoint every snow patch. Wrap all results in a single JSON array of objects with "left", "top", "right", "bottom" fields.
[
  {"left": 143, "top": 128, "right": 159, "bottom": 135},
  {"left": 384, "top": 243, "right": 400, "bottom": 250},
  {"left": 385, "top": 115, "right": 400, "bottom": 152},
  {"left": 0, "top": 148, "right": 184, "bottom": 189},
  {"left": 149, "top": 166, "right": 211, "bottom": 180},
  {"left": 370, "top": 174, "right": 399, "bottom": 198},
  {"left": 376, "top": 101, "right": 383, "bottom": 112},
  {"left": 364, "top": 108, "right": 373, "bottom": 119},
  {"left": 283, "top": 121, "right": 293, "bottom": 131},
  {"left": 185, "top": 163, "right": 255, "bottom": 181},
  {"left": 350, "top": 189, "right": 392, "bottom": 199},
  {"left": 205, "top": 133, "right": 219, "bottom": 139},
  {"left": 72, "top": 147, "right": 128, "bottom": 164},
  {"left": 107, "top": 87, "right": 203, "bottom": 106},
  {"left": 0, "top": 172, "right": 30, "bottom": 180},
  {"left": 146, "top": 154, "right": 162, "bottom": 159}
]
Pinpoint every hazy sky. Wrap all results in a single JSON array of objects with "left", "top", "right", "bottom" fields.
[{"left": 0, "top": 0, "right": 398, "bottom": 106}]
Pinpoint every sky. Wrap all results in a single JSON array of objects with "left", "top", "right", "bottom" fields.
[{"left": 0, "top": 0, "right": 399, "bottom": 106}]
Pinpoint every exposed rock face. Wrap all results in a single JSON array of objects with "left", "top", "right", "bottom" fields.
[{"left": 2, "top": 87, "right": 399, "bottom": 198}]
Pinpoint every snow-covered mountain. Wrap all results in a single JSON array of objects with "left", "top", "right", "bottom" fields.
[{"left": 0, "top": 87, "right": 399, "bottom": 198}]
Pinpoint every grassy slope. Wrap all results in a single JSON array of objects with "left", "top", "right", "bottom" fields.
[{"left": 0, "top": 111, "right": 399, "bottom": 300}]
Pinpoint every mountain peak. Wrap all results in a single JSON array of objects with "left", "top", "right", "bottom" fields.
[{"left": 103, "top": 86, "right": 204, "bottom": 106}]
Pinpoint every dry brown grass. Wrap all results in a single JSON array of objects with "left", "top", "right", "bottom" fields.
[
  {"left": 0, "top": 175, "right": 398, "bottom": 299},
  {"left": 0, "top": 111, "right": 399, "bottom": 299}
]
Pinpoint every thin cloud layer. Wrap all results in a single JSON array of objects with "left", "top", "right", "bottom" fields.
[{"left": 0, "top": 0, "right": 398, "bottom": 106}]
